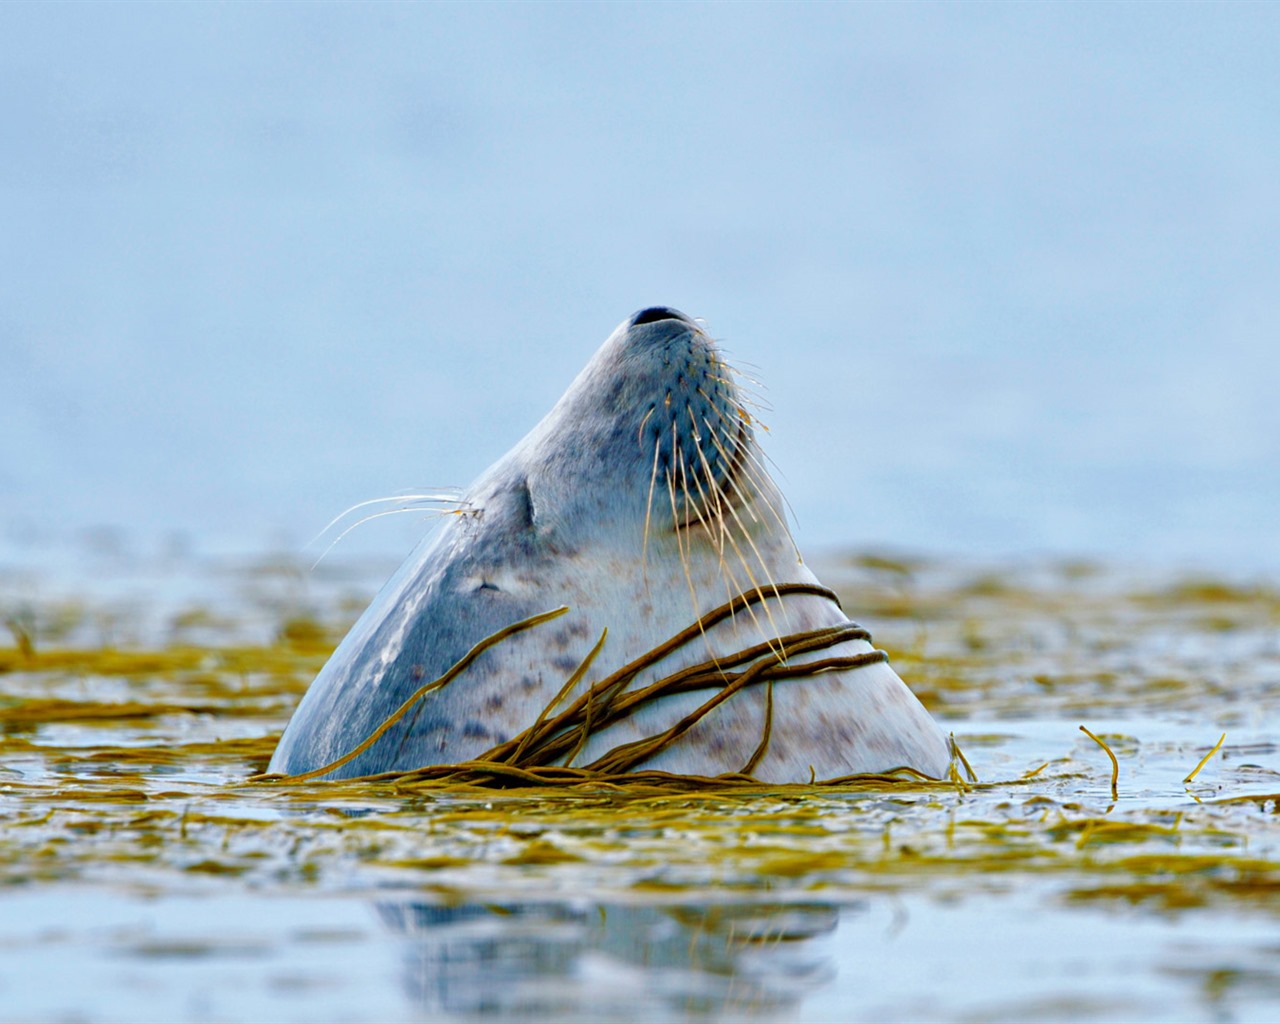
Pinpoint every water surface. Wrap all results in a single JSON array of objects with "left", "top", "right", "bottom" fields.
[{"left": 1, "top": 550, "right": 1278, "bottom": 1021}]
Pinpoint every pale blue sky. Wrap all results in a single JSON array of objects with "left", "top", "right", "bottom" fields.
[{"left": 3, "top": 2, "right": 1277, "bottom": 569}]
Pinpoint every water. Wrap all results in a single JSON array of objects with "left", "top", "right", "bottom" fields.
[
  {"left": 3, "top": 7, "right": 1279, "bottom": 1016},
  {"left": 7, "top": 888, "right": 1275, "bottom": 1022},
  {"left": 2, "top": 549, "right": 1277, "bottom": 1022}
]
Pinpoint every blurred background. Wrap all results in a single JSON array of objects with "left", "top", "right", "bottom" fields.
[{"left": 3, "top": 1, "right": 1277, "bottom": 574}]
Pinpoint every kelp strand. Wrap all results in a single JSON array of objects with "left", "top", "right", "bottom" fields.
[{"left": 252, "top": 583, "right": 935, "bottom": 787}]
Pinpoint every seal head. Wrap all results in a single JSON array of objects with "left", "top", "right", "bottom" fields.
[{"left": 269, "top": 308, "right": 952, "bottom": 781}]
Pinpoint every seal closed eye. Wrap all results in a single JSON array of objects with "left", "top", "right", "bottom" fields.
[{"left": 268, "top": 308, "right": 952, "bottom": 782}]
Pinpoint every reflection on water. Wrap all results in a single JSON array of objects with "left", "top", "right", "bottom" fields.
[
  {"left": 2, "top": 550, "right": 1278, "bottom": 1021},
  {"left": 377, "top": 899, "right": 843, "bottom": 1020}
]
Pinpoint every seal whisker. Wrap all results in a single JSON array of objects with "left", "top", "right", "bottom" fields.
[
  {"left": 309, "top": 492, "right": 465, "bottom": 546},
  {"left": 713, "top": 376, "right": 772, "bottom": 416},
  {"left": 673, "top": 434, "right": 716, "bottom": 598},
  {"left": 737, "top": 442, "right": 802, "bottom": 560},
  {"left": 636, "top": 404, "right": 657, "bottom": 444},
  {"left": 706, "top": 377, "right": 772, "bottom": 420},
  {"left": 711, "top": 356, "right": 772, "bottom": 412},
  {"left": 679, "top": 430, "right": 786, "bottom": 656},
  {"left": 678, "top": 446, "right": 720, "bottom": 553},
  {"left": 700, "top": 429, "right": 793, "bottom": 648},
  {"left": 734, "top": 443, "right": 792, "bottom": 540},
  {"left": 721, "top": 448, "right": 788, "bottom": 599},
  {"left": 683, "top": 406, "right": 749, "bottom": 618},
  {"left": 677, "top": 426, "right": 748, "bottom": 662},
  {"left": 722, "top": 526, "right": 789, "bottom": 657},
  {"left": 308, "top": 503, "right": 466, "bottom": 569},
  {"left": 669, "top": 425, "right": 746, "bottom": 670},
  {"left": 683, "top": 405, "right": 729, "bottom": 551},
  {"left": 703, "top": 420, "right": 766, "bottom": 530},
  {"left": 669, "top": 400, "right": 790, "bottom": 650},
  {"left": 666, "top": 425, "right": 704, "bottom": 634},
  {"left": 641, "top": 428, "right": 664, "bottom": 594},
  {"left": 678, "top": 412, "right": 739, "bottom": 574},
  {"left": 705, "top": 418, "right": 799, "bottom": 562},
  {"left": 719, "top": 354, "right": 766, "bottom": 387},
  {"left": 269, "top": 306, "right": 953, "bottom": 784}
]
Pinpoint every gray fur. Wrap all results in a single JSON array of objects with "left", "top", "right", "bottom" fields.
[{"left": 269, "top": 309, "right": 951, "bottom": 781}]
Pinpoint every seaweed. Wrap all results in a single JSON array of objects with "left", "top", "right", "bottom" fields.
[{"left": 253, "top": 584, "right": 933, "bottom": 787}]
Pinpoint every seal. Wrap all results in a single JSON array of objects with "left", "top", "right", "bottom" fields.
[{"left": 269, "top": 307, "right": 952, "bottom": 782}]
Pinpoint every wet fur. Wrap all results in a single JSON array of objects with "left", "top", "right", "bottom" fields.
[{"left": 270, "top": 309, "right": 951, "bottom": 781}]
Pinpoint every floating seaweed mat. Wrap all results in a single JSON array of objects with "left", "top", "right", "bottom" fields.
[
  {"left": 252, "top": 584, "right": 976, "bottom": 792},
  {"left": 0, "top": 641, "right": 325, "bottom": 682},
  {"left": 0, "top": 697, "right": 227, "bottom": 724}
]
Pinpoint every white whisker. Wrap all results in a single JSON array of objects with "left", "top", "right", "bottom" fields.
[
  {"left": 702, "top": 424, "right": 793, "bottom": 643},
  {"left": 309, "top": 503, "right": 462, "bottom": 569},
  {"left": 309, "top": 492, "right": 465, "bottom": 548},
  {"left": 641, "top": 429, "right": 663, "bottom": 593},
  {"left": 707, "top": 417, "right": 798, "bottom": 558},
  {"left": 736, "top": 438, "right": 801, "bottom": 554}
]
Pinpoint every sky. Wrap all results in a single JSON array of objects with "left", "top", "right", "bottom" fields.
[{"left": 3, "top": 1, "right": 1277, "bottom": 572}]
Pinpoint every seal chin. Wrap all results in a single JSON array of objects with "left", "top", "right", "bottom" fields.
[{"left": 269, "top": 306, "right": 953, "bottom": 782}]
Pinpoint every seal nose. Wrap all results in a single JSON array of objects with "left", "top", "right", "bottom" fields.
[{"left": 630, "top": 306, "right": 694, "bottom": 327}]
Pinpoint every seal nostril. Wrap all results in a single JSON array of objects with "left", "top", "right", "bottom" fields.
[{"left": 631, "top": 306, "right": 690, "bottom": 327}]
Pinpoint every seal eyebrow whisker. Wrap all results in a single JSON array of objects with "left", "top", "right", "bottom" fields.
[
  {"left": 311, "top": 491, "right": 464, "bottom": 535},
  {"left": 309, "top": 492, "right": 465, "bottom": 545},
  {"left": 308, "top": 501, "right": 469, "bottom": 569}
]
